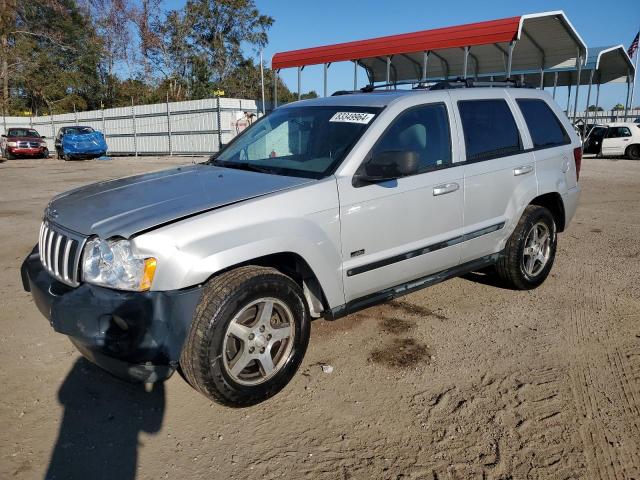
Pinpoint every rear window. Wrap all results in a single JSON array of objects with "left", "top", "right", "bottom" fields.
[
  {"left": 516, "top": 99, "right": 569, "bottom": 148},
  {"left": 458, "top": 99, "right": 521, "bottom": 162}
]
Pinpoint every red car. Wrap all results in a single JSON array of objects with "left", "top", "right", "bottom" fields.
[{"left": 1, "top": 128, "right": 49, "bottom": 159}]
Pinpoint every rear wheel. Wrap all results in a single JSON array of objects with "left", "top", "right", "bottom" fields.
[
  {"left": 180, "top": 266, "right": 310, "bottom": 406},
  {"left": 495, "top": 205, "right": 557, "bottom": 290},
  {"left": 626, "top": 144, "right": 640, "bottom": 160}
]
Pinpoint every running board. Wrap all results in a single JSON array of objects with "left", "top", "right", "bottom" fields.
[{"left": 325, "top": 253, "right": 499, "bottom": 320}]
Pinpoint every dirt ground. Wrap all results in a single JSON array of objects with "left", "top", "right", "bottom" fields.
[{"left": 0, "top": 154, "right": 639, "bottom": 480}]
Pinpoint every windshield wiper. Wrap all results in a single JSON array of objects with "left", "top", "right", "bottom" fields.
[{"left": 212, "top": 160, "right": 273, "bottom": 174}]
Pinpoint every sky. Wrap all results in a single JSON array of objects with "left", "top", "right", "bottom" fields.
[{"left": 164, "top": 0, "right": 640, "bottom": 110}]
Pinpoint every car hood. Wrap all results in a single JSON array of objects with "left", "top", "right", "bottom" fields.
[{"left": 47, "top": 164, "right": 314, "bottom": 238}]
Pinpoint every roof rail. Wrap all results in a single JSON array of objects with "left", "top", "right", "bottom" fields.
[{"left": 429, "top": 77, "right": 534, "bottom": 90}]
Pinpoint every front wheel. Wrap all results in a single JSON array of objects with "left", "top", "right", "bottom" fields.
[
  {"left": 495, "top": 205, "right": 557, "bottom": 290},
  {"left": 180, "top": 266, "right": 310, "bottom": 406}
]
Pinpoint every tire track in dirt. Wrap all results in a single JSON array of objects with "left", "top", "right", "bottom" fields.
[
  {"left": 408, "top": 366, "right": 586, "bottom": 479},
  {"left": 568, "top": 250, "right": 640, "bottom": 479}
]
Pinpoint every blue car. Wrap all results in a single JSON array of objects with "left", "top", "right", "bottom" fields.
[{"left": 55, "top": 126, "right": 107, "bottom": 160}]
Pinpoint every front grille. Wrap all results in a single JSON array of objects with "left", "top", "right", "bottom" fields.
[
  {"left": 38, "top": 221, "right": 86, "bottom": 287},
  {"left": 17, "top": 141, "right": 40, "bottom": 148}
]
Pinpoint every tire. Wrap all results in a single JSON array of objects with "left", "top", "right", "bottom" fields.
[
  {"left": 626, "top": 144, "right": 640, "bottom": 160},
  {"left": 41, "top": 149, "right": 49, "bottom": 159},
  {"left": 180, "top": 265, "right": 310, "bottom": 406},
  {"left": 495, "top": 205, "right": 557, "bottom": 290}
]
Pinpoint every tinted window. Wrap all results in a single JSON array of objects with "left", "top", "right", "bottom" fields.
[
  {"left": 516, "top": 99, "right": 570, "bottom": 148},
  {"left": 372, "top": 103, "right": 451, "bottom": 173},
  {"left": 606, "top": 127, "right": 632, "bottom": 138},
  {"left": 458, "top": 99, "right": 521, "bottom": 161}
]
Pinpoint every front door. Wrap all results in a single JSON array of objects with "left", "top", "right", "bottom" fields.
[{"left": 338, "top": 101, "right": 464, "bottom": 302}]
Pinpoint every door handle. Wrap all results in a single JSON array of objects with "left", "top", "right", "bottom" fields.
[
  {"left": 623, "top": 138, "right": 630, "bottom": 141},
  {"left": 433, "top": 182, "right": 460, "bottom": 196},
  {"left": 513, "top": 165, "right": 533, "bottom": 176}
]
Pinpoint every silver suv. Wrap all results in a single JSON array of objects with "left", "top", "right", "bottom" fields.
[{"left": 21, "top": 81, "right": 582, "bottom": 406}]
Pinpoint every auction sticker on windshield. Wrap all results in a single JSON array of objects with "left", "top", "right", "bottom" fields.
[{"left": 329, "top": 112, "right": 375, "bottom": 124}]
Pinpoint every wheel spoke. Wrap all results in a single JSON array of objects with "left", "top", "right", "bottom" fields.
[
  {"left": 269, "top": 325, "right": 291, "bottom": 343},
  {"left": 229, "top": 349, "right": 252, "bottom": 376},
  {"left": 524, "top": 246, "right": 534, "bottom": 256},
  {"left": 526, "top": 255, "right": 536, "bottom": 274},
  {"left": 258, "top": 300, "right": 274, "bottom": 327},
  {"left": 258, "top": 352, "right": 275, "bottom": 376},
  {"left": 227, "top": 322, "right": 252, "bottom": 341},
  {"left": 538, "top": 232, "right": 549, "bottom": 247},
  {"left": 532, "top": 227, "right": 539, "bottom": 243}
]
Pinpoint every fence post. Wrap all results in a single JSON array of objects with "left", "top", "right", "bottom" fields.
[
  {"left": 216, "top": 95, "right": 222, "bottom": 152},
  {"left": 73, "top": 103, "right": 78, "bottom": 125},
  {"left": 2, "top": 107, "right": 6, "bottom": 135},
  {"left": 50, "top": 114, "right": 55, "bottom": 153},
  {"left": 166, "top": 94, "right": 172, "bottom": 155},
  {"left": 131, "top": 97, "right": 137, "bottom": 157}
]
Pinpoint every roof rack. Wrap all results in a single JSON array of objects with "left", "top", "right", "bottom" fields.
[{"left": 429, "top": 77, "right": 534, "bottom": 90}]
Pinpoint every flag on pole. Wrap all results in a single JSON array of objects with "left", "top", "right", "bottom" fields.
[{"left": 629, "top": 32, "right": 639, "bottom": 58}]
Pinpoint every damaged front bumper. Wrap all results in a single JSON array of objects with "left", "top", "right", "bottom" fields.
[{"left": 21, "top": 246, "right": 202, "bottom": 383}]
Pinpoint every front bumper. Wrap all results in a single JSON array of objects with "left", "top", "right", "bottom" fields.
[
  {"left": 7, "top": 147, "right": 47, "bottom": 157},
  {"left": 21, "top": 247, "right": 203, "bottom": 382}
]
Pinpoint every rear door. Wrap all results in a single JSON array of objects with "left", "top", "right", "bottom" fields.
[
  {"left": 450, "top": 90, "right": 537, "bottom": 263},
  {"left": 601, "top": 126, "right": 633, "bottom": 156},
  {"left": 337, "top": 98, "right": 464, "bottom": 302}
]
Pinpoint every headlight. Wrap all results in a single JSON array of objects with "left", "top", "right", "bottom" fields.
[
  {"left": 82, "top": 237, "right": 156, "bottom": 291},
  {"left": 6, "top": 141, "right": 17, "bottom": 147}
]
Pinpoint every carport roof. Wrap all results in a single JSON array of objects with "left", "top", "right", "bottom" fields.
[
  {"left": 508, "top": 45, "right": 635, "bottom": 86},
  {"left": 271, "top": 11, "right": 587, "bottom": 83}
]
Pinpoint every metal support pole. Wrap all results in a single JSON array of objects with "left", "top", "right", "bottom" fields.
[
  {"left": 216, "top": 95, "right": 222, "bottom": 151},
  {"left": 539, "top": 67, "right": 544, "bottom": 89},
  {"left": 297, "top": 66, "right": 301, "bottom": 101},
  {"left": 595, "top": 81, "right": 601, "bottom": 123},
  {"left": 259, "top": 50, "right": 266, "bottom": 115},
  {"left": 2, "top": 108, "right": 5, "bottom": 135},
  {"left": 131, "top": 97, "right": 137, "bottom": 157},
  {"left": 323, "top": 63, "right": 328, "bottom": 97},
  {"left": 552, "top": 71, "right": 558, "bottom": 99},
  {"left": 386, "top": 56, "right": 391, "bottom": 88},
  {"left": 573, "top": 54, "right": 582, "bottom": 122},
  {"left": 585, "top": 69, "right": 594, "bottom": 125},
  {"left": 101, "top": 106, "right": 106, "bottom": 136},
  {"left": 506, "top": 41, "right": 515, "bottom": 78},
  {"left": 273, "top": 69, "right": 278, "bottom": 109},
  {"left": 166, "top": 93, "right": 172, "bottom": 155},
  {"left": 73, "top": 103, "right": 78, "bottom": 125},
  {"left": 566, "top": 85, "right": 572, "bottom": 117},
  {"left": 624, "top": 72, "right": 631, "bottom": 121},
  {"left": 353, "top": 61, "right": 358, "bottom": 90},
  {"left": 463, "top": 46, "right": 469, "bottom": 79},
  {"left": 50, "top": 114, "right": 55, "bottom": 151},
  {"left": 422, "top": 51, "right": 429, "bottom": 83}
]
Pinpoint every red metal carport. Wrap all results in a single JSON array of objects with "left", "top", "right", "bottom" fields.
[{"left": 271, "top": 11, "right": 587, "bottom": 113}]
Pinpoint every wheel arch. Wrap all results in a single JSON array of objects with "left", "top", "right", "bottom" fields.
[
  {"left": 205, "top": 251, "right": 330, "bottom": 319},
  {"left": 529, "top": 192, "right": 566, "bottom": 232}
]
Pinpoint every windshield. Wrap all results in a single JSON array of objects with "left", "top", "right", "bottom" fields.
[
  {"left": 213, "top": 105, "right": 382, "bottom": 178},
  {"left": 64, "top": 127, "right": 94, "bottom": 135},
  {"left": 8, "top": 128, "right": 40, "bottom": 138}
]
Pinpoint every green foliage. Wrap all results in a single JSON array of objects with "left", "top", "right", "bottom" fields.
[
  {"left": 587, "top": 105, "right": 604, "bottom": 112},
  {"left": 1, "top": 0, "right": 312, "bottom": 115},
  {"left": 612, "top": 103, "right": 625, "bottom": 111}
]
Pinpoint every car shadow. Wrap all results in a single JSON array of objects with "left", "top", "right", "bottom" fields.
[
  {"left": 45, "top": 357, "right": 165, "bottom": 480},
  {"left": 461, "top": 269, "right": 516, "bottom": 290}
]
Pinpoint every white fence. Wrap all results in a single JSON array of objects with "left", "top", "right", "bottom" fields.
[{"left": 1, "top": 97, "right": 262, "bottom": 156}]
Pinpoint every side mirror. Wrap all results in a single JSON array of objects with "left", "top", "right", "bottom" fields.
[
  {"left": 41, "top": 135, "right": 46, "bottom": 138},
  {"left": 1, "top": 134, "right": 5, "bottom": 138},
  {"left": 354, "top": 150, "right": 420, "bottom": 186}
]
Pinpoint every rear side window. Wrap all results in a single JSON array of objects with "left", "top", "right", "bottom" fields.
[
  {"left": 458, "top": 99, "right": 521, "bottom": 162},
  {"left": 516, "top": 99, "right": 570, "bottom": 148},
  {"left": 373, "top": 103, "right": 452, "bottom": 173},
  {"left": 606, "top": 126, "right": 632, "bottom": 138}
]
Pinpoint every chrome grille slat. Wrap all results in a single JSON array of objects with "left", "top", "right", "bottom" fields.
[
  {"left": 62, "top": 238, "right": 72, "bottom": 282},
  {"left": 38, "top": 220, "right": 85, "bottom": 287}
]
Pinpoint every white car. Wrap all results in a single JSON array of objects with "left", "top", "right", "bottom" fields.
[
  {"left": 22, "top": 80, "right": 582, "bottom": 406},
  {"left": 584, "top": 122, "right": 640, "bottom": 159}
]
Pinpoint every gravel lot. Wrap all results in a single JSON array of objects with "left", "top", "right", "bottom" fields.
[{"left": 1, "top": 155, "right": 639, "bottom": 479}]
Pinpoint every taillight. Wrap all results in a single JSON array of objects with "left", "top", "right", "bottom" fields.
[{"left": 573, "top": 146, "right": 582, "bottom": 181}]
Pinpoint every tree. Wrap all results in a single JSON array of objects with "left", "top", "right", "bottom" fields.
[
  {"left": 587, "top": 105, "right": 604, "bottom": 112},
  {"left": 612, "top": 103, "right": 625, "bottom": 111}
]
